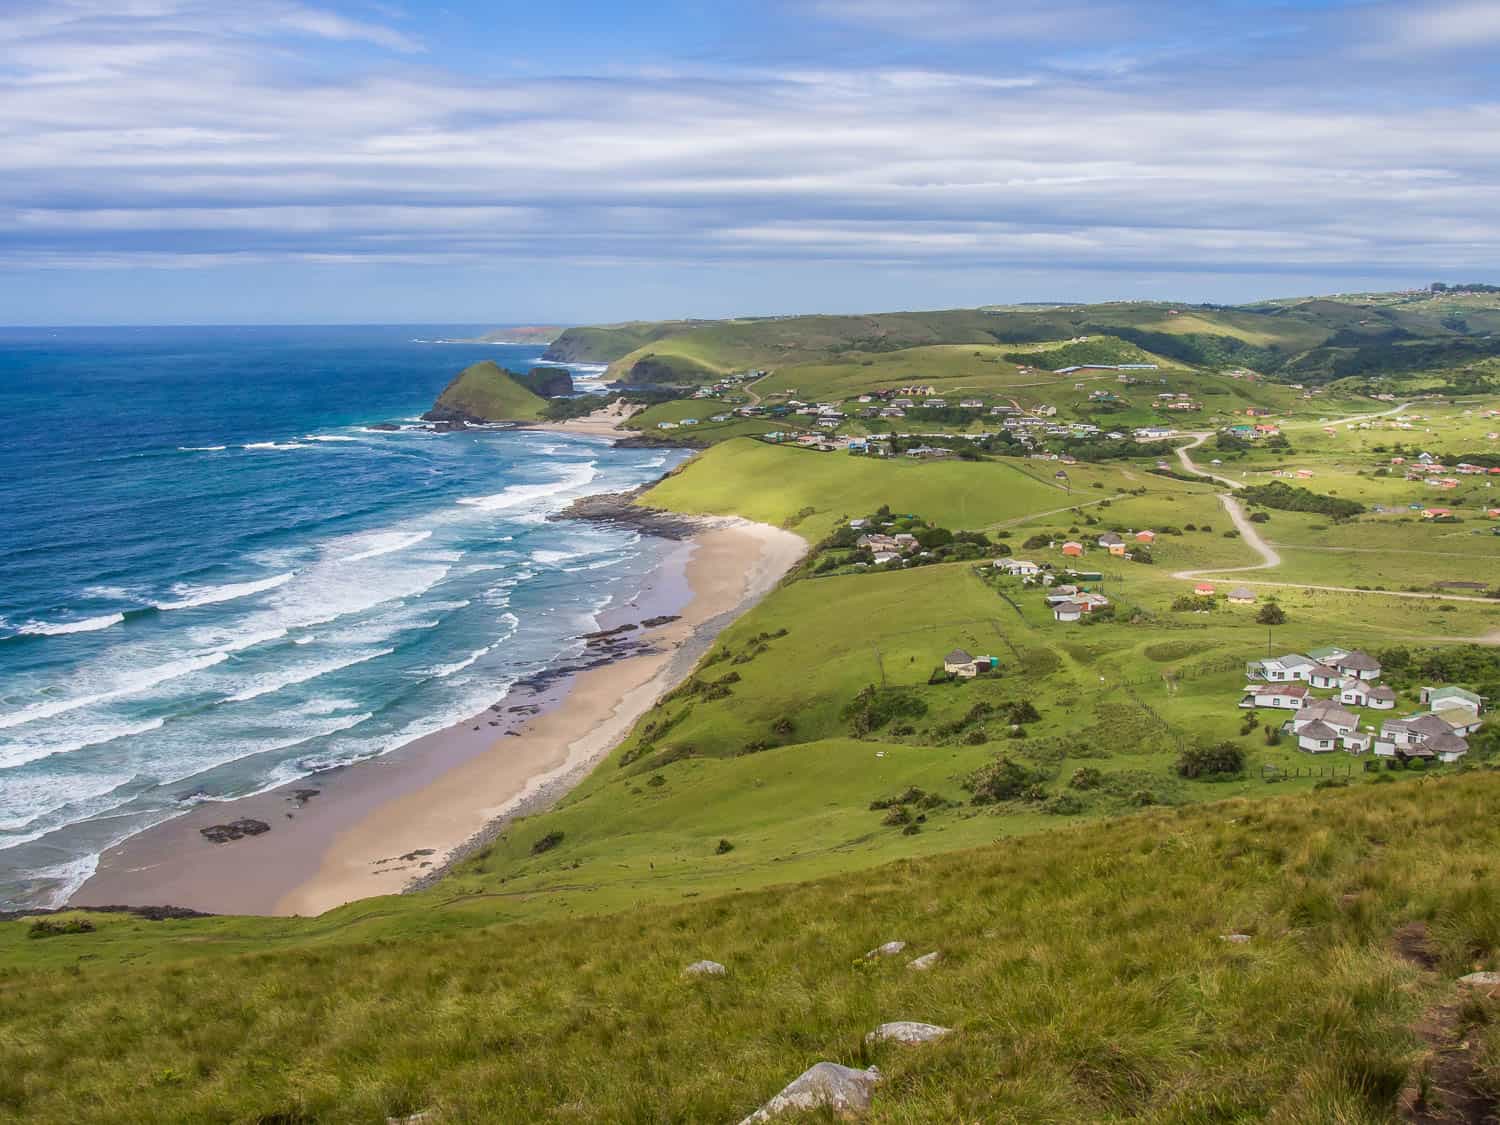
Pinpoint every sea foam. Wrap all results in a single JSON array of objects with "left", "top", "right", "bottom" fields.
[
  {"left": 151, "top": 572, "right": 294, "bottom": 611},
  {"left": 17, "top": 613, "right": 125, "bottom": 637}
]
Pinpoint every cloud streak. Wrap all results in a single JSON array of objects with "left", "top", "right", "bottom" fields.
[{"left": 1, "top": 0, "right": 1496, "bottom": 314}]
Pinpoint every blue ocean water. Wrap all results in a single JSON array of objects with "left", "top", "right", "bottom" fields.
[{"left": 0, "top": 326, "right": 685, "bottom": 909}]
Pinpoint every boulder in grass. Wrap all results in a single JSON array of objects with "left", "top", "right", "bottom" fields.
[
  {"left": 683, "top": 960, "right": 727, "bottom": 977},
  {"left": 864, "top": 940, "right": 906, "bottom": 958},
  {"left": 1221, "top": 933, "right": 1252, "bottom": 944},
  {"left": 738, "top": 1063, "right": 883, "bottom": 1124},
  {"left": 387, "top": 1112, "right": 437, "bottom": 1125},
  {"left": 907, "top": 951, "right": 942, "bottom": 971},
  {"left": 865, "top": 1021, "right": 951, "bottom": 1046},
  {"left": 1458, "top": 971, "right": 1500, "bottom": 988}
]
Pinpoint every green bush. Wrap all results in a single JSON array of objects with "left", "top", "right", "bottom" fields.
[{"left": 1176, "top": 742, "right": 1246, "bottom": 780}]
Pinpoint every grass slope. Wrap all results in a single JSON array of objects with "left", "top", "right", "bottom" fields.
[
  {"left": 430, "top": 360, "right": 548, "bottom": 422},
  {"left": 641, "top": 438, "right": 1074, "bottom": 539},
  {"left": 5, "top": 777, "right": 1500, "bottom": 1121}
]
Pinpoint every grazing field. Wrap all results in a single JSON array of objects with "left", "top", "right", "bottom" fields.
[
  {"left": 5, "top": 777, "right": 1500, "bottom": 1122},
  {"left": 642, "top": 439, "right": 1077, "bottom": 540}
]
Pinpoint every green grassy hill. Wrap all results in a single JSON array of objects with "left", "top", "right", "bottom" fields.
[
  {"left": 5, "top": 776, "right": 1500, "bottom": 1122},
  {"left": 426, "top": 360, "right": 548, "bottom": 422}
]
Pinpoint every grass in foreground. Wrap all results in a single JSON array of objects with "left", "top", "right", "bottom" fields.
[{"left": 4, "top": 775, "right": 1500, "bottom": 1121}]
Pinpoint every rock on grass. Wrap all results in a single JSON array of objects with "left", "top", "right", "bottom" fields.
[
  {"left": 683, "top": 959, "right": 727, "bottom": 977},
  {"left": 865, "top": 1021, "right": 951, "bottom": 1046},
  {"left": 738, "top": 1063, "right": 882, "bottom": 1123},
  {"left": 907, "top": 951, "right": 942, "bottom": 971}
]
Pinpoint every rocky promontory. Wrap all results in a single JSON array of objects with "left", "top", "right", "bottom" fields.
[{"left": 553, "top": 486, "right": 703, "bottom": 540}]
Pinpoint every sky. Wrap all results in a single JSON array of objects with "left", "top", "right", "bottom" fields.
[{"left": 3, "top": 0, "right": 1499, "bottom": 325}]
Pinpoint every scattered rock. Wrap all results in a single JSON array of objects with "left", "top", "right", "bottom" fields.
[
  {"left": 1458, "top": 971, "right": 1500, "bottom": 988},
  {"left": 865, "top": 940, "right": 906, "bottom": 958},
  {"left": 581, "top": 623, "right": 639, "bottom": 641},
  {"left": 907, "top": 951, "right": 942, "bottom": 971},
  {"left": 865, "top": 1021, "right": 951, "bottom": 1046},
  {"left": 738, "top": 1063, "right": 883, "bottom": 1124},
  {"left": 553, "top": 488, "right": 703, "bottom": 540},
  {"left": 1221, "top": 933, "right": 1252, "bottom": 944},
  {"left": 641, "top": 615, "right": 682, "bottom": 628},
  {"left": 683, "top": 959, "right": 727, "bottom": 977},
  {"left": 399, "top": 849, "right": 436, "bottom": 862},
  {"left": 387, "top": 1111, "right": 437, "bottom": 1125},
  {"left": 288, "top": 788, "right": 320, "bottom": 807},
  {"left": 367, "top": 422, "right": 401, "bottom": 432},
  {"left": 199, "top": 819, "right": 271, "bottom": 844}
]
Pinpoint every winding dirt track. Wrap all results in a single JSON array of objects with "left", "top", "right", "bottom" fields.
[{"left": 1169, "top": 426, "right": 1500, "bottom": 630}]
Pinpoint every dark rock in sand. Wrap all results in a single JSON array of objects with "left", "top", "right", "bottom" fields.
[
  {"left": 288, "top": 789, "right": 320, "bottom": 806},
  {"left": 581, "top": 623, "right": 639, "bottom": 641},
  {"left": 641, "top": 615, "right": 682, "bottom": 628},
  {"left": 199, "top": 818, "right": 271, "bottom": 844}
]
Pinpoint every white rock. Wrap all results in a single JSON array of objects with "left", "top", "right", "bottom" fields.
[
  {"left": 738, "top": 1063, "right": 883, "bottom": 1124},
  {"left": 865, "top": 1021, "right": 952, "bottom": 1046},
  {"left": 865, "top": 940, "right": 906, "bottom": 958},
  {"left": 683, "top": 959, "right": 727, "bottom": 977},
  {"left": 907, "top": 951, "right": 942, "bottom": 971},
  {"left": 1221, "top": 933, "right": 1252, "bottom": 944},
  {"left": 1458, "top": 971, "right": 1500, "bottom": 987},
  {"left": 387, "top": 1113, "right": 436, "bottom": 1125}
]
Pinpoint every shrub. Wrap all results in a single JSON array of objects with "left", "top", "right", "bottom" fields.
[
  {"left": 715, "top": 838, "right": 735, "bottom": 854},
  {"left": 530, "top": 831, "right": 565, "bottom": 855},
  {"left": 843, "top": 685, "right": 928, "bottom": 735},
  {"left": 1240, "top": 481, "right": 1365, "bottom": 519},
  {"left": 1045, "top": 793, "right": 1084, "bottom": 815},
  {"left": 1069, "top": 767, "right": 1104, "bottom": 790},
  {"left": 27, "top": 918, "right": 96, "bottom": 939},
  {"left": 882, "top": 805, "right": 913, "bottom": 826},
  {"left": 965, "top": 756, "right": 1049, "bottom": 804},
  {"left": 1249, "top": 512, "right": 1270, "bottom": 523},
  {"left": 771, "top": 717, "right": 795, "bottom": 737},
  {"left": 1176, "top": 741, "right": 1246, "bottom": 779}
]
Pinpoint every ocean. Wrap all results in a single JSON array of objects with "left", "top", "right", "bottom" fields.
[{"left": 0, "top": 325, "right": 686, "bottom": 910}]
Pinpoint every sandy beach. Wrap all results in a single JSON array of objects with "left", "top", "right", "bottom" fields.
[
  {"left": 520, "top": 400, "right": 644, "bottom": 438},
  {"left": 71, "top": 518, "right": 804, "bottom": 917}
]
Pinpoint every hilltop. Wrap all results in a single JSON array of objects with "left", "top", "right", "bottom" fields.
[{"left": 422, "top": 359, "right": 560, "bottom": 423}]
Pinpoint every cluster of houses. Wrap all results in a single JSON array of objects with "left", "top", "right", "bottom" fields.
[
  {"left": 1223, "top": 422, "right": 1283, "bottom": 439},
  {"left": 992, "top": 557, "right": 1112, "bottom": 623},
  {"left": 1052, "top": 363, "right": 1159, "bottom": 375},
  {"left": 1241, "top": 647, "right": 1484, "bottom": 762},
  {"left": 854, "top": 528, "right": 920, "bottom": 566},
  {"left": 1393, "top": 451, "right": 1500, "bottom": 486}
]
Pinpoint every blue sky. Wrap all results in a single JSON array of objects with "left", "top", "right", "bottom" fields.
[{"left": 3, "top": 0, "right": 1499, "bottom": 324}]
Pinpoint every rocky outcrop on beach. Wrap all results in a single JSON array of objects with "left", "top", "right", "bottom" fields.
[
  {"left": 200, "top": 818, "right": 271, "bottom": 844},
  {"left": 552, "top": 486, "right": 703, "bottom": 540}
]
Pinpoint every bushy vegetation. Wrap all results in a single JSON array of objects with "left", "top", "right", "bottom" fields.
[
  {"left": 1176, "top": 741, "right": 1247, "bottom": 779},
  {"left": 1241, "top": 481, "right": 1366, "bottom": 519}
]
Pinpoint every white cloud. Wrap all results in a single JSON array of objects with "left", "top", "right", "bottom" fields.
[
  {"left": 1, "top": 0, "right": 1499, "bottom": 285},
  {"left": 1370, "top": 0, "right": 1500, "bottom": 51}
]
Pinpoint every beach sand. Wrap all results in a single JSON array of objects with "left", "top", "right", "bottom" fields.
[
  {"left": 520, "top": 401, "right": 643, "bottom": 438},
  {"left": 71, "top": 519, "right": 804, "bottom": 917}
]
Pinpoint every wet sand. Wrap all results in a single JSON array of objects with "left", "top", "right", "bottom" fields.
[
  {"left": 71, "top": 520, "right": 804, "bottom": 917},
  {"left": 521, "top": 401, "right": 643, "bottom": 438}
]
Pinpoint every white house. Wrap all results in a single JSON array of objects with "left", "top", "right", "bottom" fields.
[
  {"left": 1422, "top": 685, "right": 1483, "bottom": 715},
  {"left": 1241, "top": 683, "right": 1310, "bottom": 710},
  {"left": 1428, "top": 732, "right": 1471, "bottom": 763},
  {"left": 1297, "top": 720, "right": 1340, "bottom": 753},
  {"left": 996, "top": 559, "right": 1041, "bottom": 577},
  {"left": 1332, "top": 650, "right": 1382, "bottom": 681},
  {"left": 1308, "top": 664, "right": 1342, "bottom": 689},
  {"left": 1365, "top": 685, "right": 1397, "bottom": 710},
  {"left": 943, "top": 648, "right": 976, "bottom": 676},
  {"left": 1293, "top": 701, "right": 1357, "bottom": 736},
  {"left": 1342, "top": 730, "right": 1373, "bottom": 754},
  {"left": 1053, "top": 602, "right": 1084, "bottom": 623},
  {"left": 1246, "top": 654, "right": 1316, "bottom": 682}
]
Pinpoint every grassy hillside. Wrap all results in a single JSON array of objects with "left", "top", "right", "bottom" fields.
[
  {"left": 427, "top": 360, "right": 548, "bottom": 422},
  {"left": 641, "top": 438, "right": 1078, "bottom": 539},
  {"left": 5, "top": 777, "right": 1500, "bottom": 1121}
]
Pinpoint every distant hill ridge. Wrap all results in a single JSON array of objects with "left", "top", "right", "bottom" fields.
[{"left": 539, "top": 289, "right": 1500, "bottom": 387}]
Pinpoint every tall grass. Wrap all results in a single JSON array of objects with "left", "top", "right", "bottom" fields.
[{"left": 3, "top": 774, "right": 1499, "bottom": 1122}]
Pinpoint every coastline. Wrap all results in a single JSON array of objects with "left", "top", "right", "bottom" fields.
[
  {"left": 519, "top": 401, "right": 643, "bottom": 439},
  {"left": 71, "top": 518, "right": 805, "bottom": 917}
]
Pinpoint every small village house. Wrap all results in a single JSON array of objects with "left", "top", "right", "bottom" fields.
[
  {"left": 1061, "top": 541, "right": 1084, "bottom": 558},
  {"left": 1227, "top": 587, "right": 1256, "bottom": 605},
  {"left": 1193, "top": 582, "right": 1216, "bottom": 596},
  {"left": 1241, "top": 682, "right": 1310, "bottom": 710}
]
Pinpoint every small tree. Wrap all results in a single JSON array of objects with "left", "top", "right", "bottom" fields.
[
  {"left": 1176, "top": 741, "right": 1246, "bottom": 779},
  {"left": 1257, "top": 602, "right": 1287, "bottom": 626}
]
